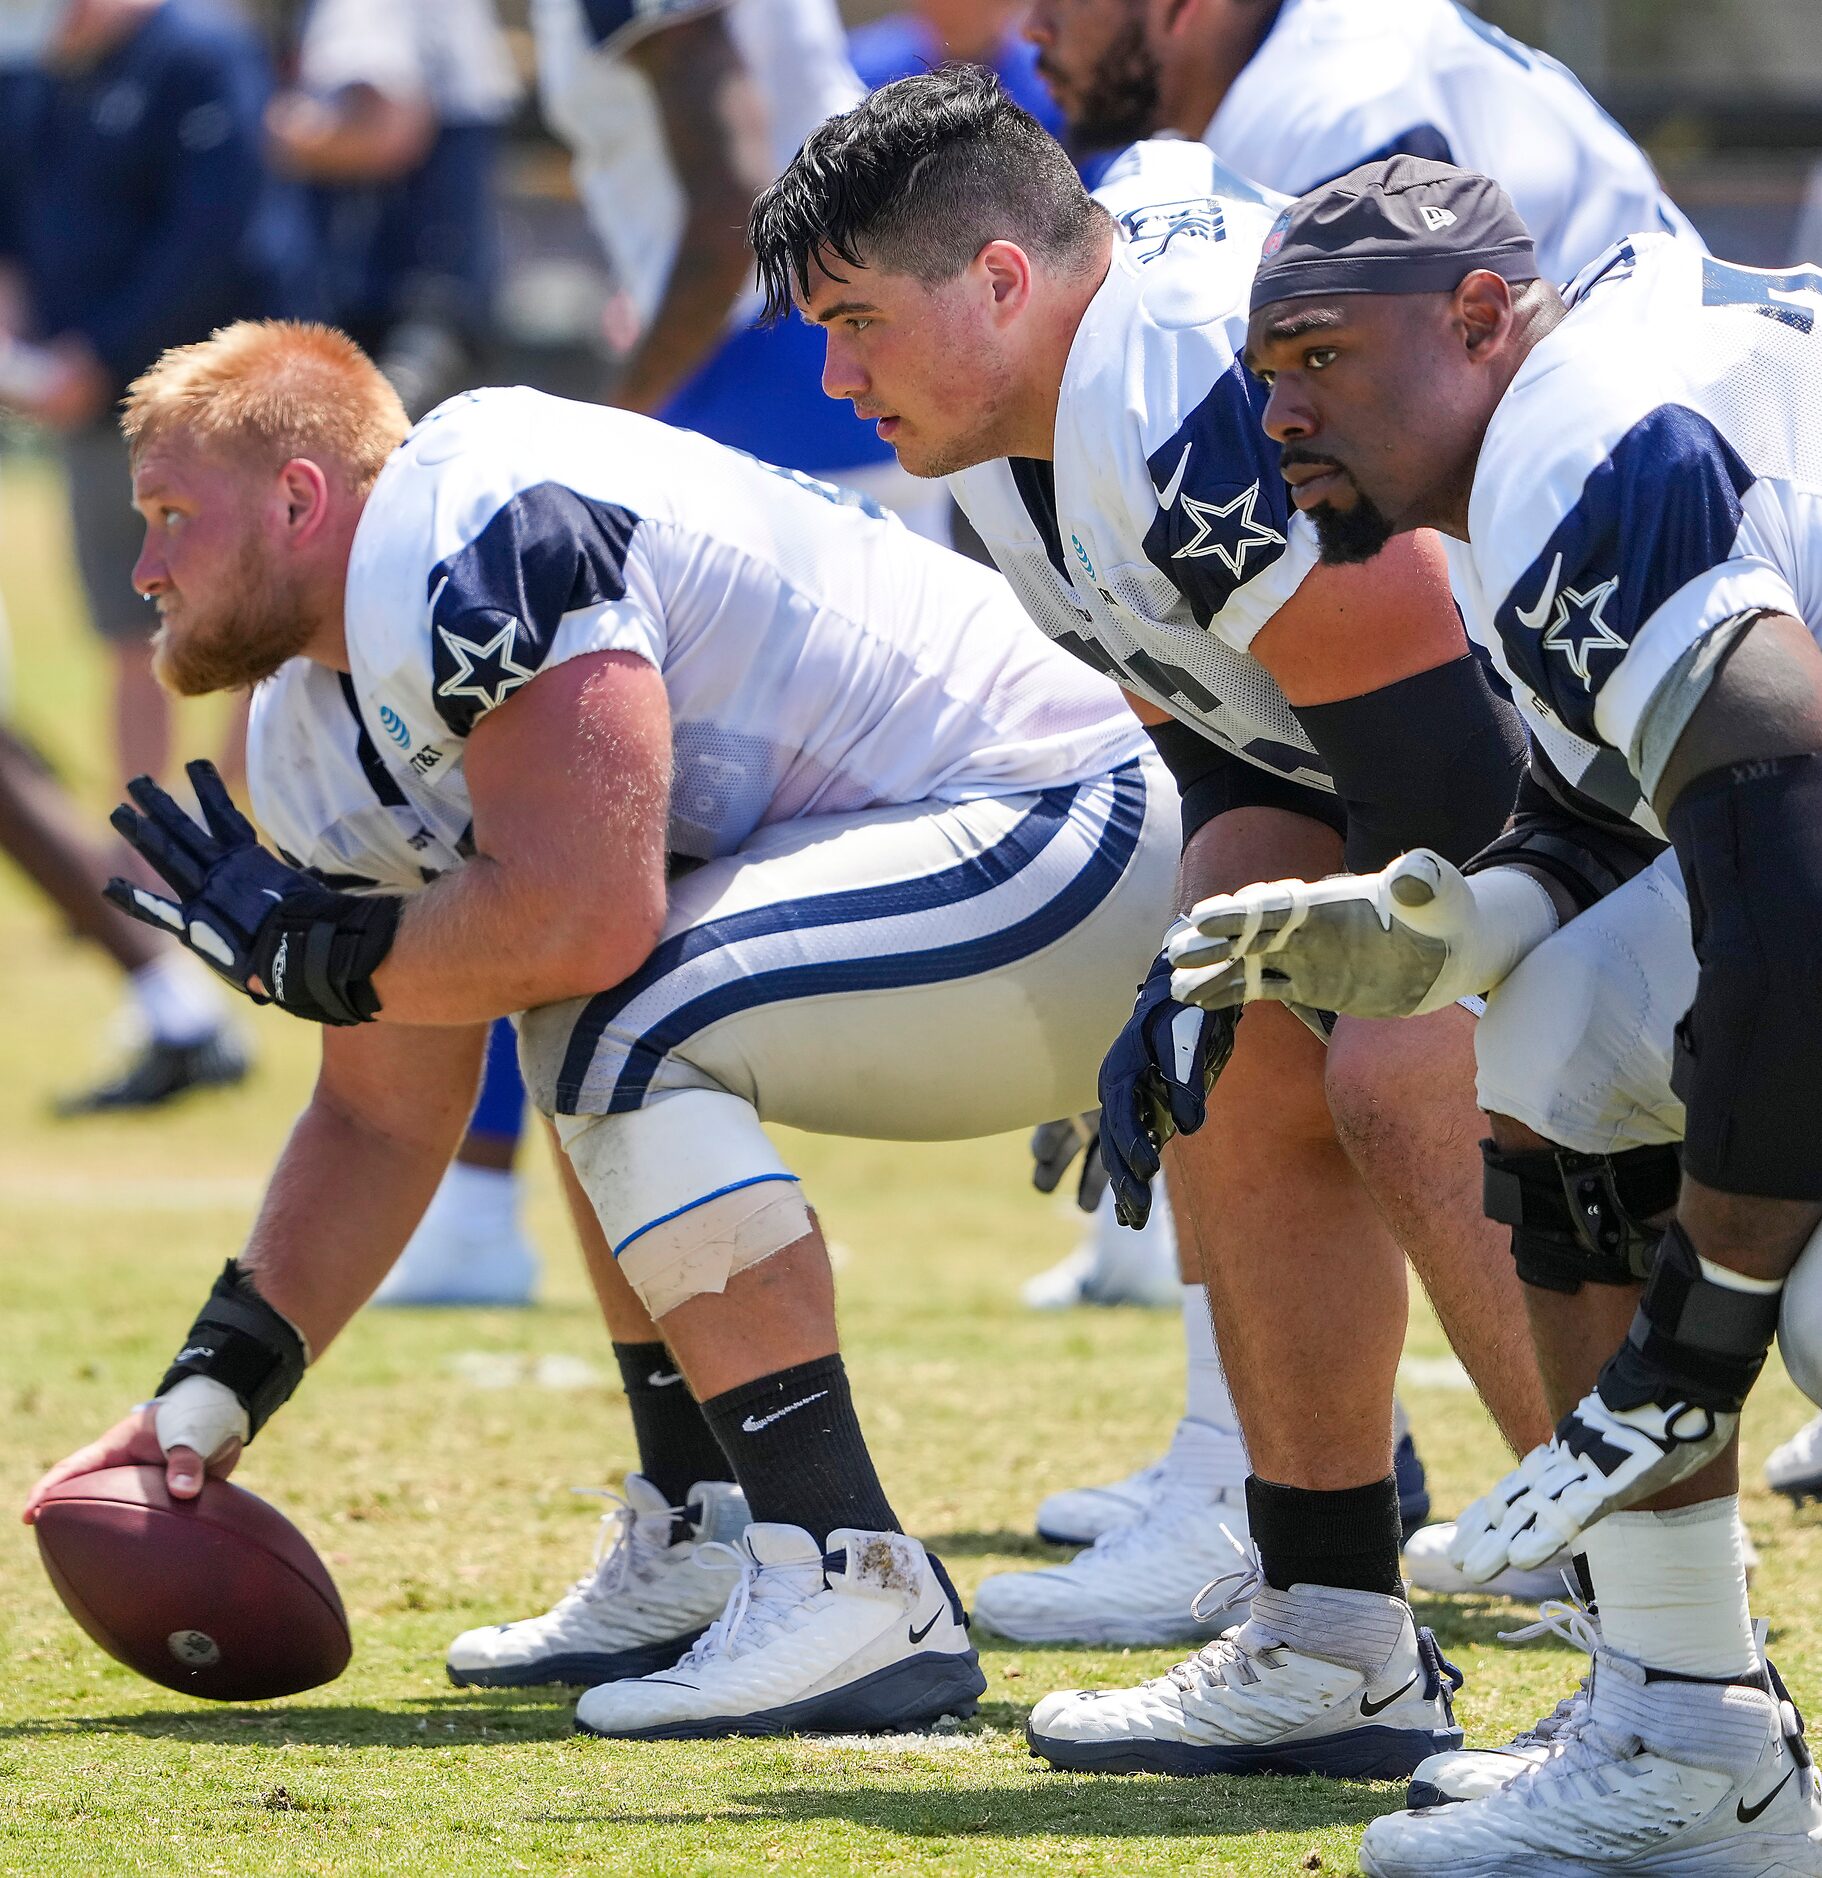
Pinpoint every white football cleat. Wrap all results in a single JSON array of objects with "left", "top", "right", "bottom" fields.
[
  {"left": 374, "top": 1163, "right": 539, "bottom": 1306},
  {"left": 1450, "top": 1390, "right": 1738, "bottom": 1583},
  {"left": 1406, "top": 1598, "right": 1601, "bottom": 1807},
  {"left": 981, "top": 1424, "right": 1251, "bottom": 1644},
  {"left": 573, "top": 1524, "right": 985, "bottom": 1739},
  {"left": 1359, "top": 1645, "right": 1822, "bottom": 1876},
  {"left": 1022, "top": 1187, "right": 1180, "bottom": 1311},
  {"left": 1767, "top": 1413, "right": 1822, "bottom": 1505},
  {"left": 1404, "top": 1521, "right": 1578, "bottom": 1605},
  {"left": 446, "top": 1476, "right": 748, "bottom": 1687},
  {"left": 1035, "top": 1414, "right": 1246, "bottom": 1546},
  {"left": 1026, "top": 1546, "right": 1463, "bottom": 1778}
]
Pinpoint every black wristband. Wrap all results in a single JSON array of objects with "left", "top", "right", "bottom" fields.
[
  {"left": 156, "top": 1260, "right": 308, "bottom": 1438},
  {"left": 252, "top": 890, "right": 401, "bottom": 1026}
]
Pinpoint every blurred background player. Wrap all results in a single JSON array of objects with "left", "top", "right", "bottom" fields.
[
  {"left": 530, "top": 0, "right": 947, "bottom": 541},
  {"left": 0, "top": 0, "right": 305, "bottom": 1106},
  {"left": 849, "top": 0, "right": 1060, "bottom": 132},
  {"left": 263, "top": 0, "right": 538, "bottom": 1305},
  {"left": 1012, "top": 0, "right": 1709, "bottom": 1611}
]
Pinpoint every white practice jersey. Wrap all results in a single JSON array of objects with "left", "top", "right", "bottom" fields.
[
  {"left": 1456, "top": 235, "right": 1822, "bottom": 836},
  {"left": 949, "top": 142, "right": 1331, "bottom": 792},
  {"left": 1203, "top": 0, "right": 1701, "bottom": 286},
  {"left": 531, "top": 0, "right": 860, "bottom": 325},
  {"left": 248, "top": 388, "right": 1147, "bottom": 891}
]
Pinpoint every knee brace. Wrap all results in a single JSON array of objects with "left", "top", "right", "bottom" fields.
[
  {"left": 1668, "top": 754, "right": 1822, "bottom": 1200},
  {"left": 1481, "top": 1138, "right": 1682, "bottom": 1293},
  {"left": 556, "top": 1089, "right": 814, "bottom": 1319}
]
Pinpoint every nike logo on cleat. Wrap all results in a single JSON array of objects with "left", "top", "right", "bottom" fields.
[
  {"left": 1738, "top": 1769, "right": 1795, "bottom": 1822},
  {"left": 908, "top": 1613, "right": 940, "bottom": 1645},
  {"left": 1359, "top": 1674, "right": 1419, "bottom": 1717},
  {"left": 740, "top": 1390, "right": 829, "bottom": 1434}
]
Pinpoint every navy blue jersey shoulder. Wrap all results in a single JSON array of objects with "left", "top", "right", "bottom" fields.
[
  {"left": 578, "top": 0, "right": 709, "bottom": 52},
  {"left": 1493, "top": 404, "right": 1756, "bottom": 742},
  {"left": 1141, "top": 359, "right": 1292, "bottom": 626},
  {"left": 428, "top": 483, "right": 642, "bottom": 737},
  {"left": 1316, "top": 123, "right": 1455, "bottom": 186}
]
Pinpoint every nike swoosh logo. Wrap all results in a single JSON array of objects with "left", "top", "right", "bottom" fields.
[
  {"left": 908, "top": 1612, "right": 941, "bottom": 1645},
  {"left": 1738, "top": 1768, "right": 1796, "bottom": 1822},
  {"left": 1360, "top": 1674, "right": 1419, "bottom": 1718},
  {"left": 1154, "top": 441, "right": 1193, "bottom": 510},
  {"left": 1514, "top": 550, "right": 1564, "bottom": 633},
  {"left": 647, "top": 1370, "right": 684, "bottom": 1388},
  {"left": 740, "top": 1390, "right": 829, "bottom": 1434}
]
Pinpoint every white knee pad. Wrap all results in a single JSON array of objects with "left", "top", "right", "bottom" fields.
[
  {"left": 555, "top": 1089, "right": 813, "bottom": 1319},
  {"left": 1778, "top": 1218, "right": 1822, "bottom": 1409}
]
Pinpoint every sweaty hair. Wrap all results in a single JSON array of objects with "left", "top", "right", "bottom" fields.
[
  {"left": 751, "top": 65, "right": 1108, "bottom": 322},
  {"left": 122, "top": 320, "right": 410, "bottom": 492}
]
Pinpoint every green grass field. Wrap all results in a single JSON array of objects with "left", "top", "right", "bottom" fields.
[{"left": 3, "top": 449, "right": 1820, "bottom": 1877}]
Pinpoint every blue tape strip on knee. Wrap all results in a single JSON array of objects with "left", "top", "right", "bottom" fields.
[{"left": 613, "top": 1172, "right": 802, "bottom": 1259}]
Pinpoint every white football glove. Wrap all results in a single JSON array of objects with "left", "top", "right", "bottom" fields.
[{"left": 1167, "top": 851, "right": 1558, "bottom": 1021}]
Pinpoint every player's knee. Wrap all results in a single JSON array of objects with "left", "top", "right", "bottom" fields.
[
  {"left": 1322, "top": 1008, "right": 1471, "bottom": 1165},
  {"left": 1216, "top": 1002, "right": 1335, "bottom": 1141},
  {"left": 555, "top": 1089, "right": 813, "bottom": 1318}
]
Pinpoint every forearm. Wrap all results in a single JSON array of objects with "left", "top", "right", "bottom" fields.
[
  {"left": 239, "top": 1083, "right": 466, "bottom": 1354},
  {"left": 609, "top": 225, "right": 752, "bottom": 415},
  {"left": 370, "top": 852, "right": 656, "bottom": 1025}
]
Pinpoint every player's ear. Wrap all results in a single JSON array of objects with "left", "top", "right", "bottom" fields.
[
  {"left": 977, "top": 240, "right": 1035, "bottom": 321},
  {"left": 1453, "top": 270, "right": 1515, "bottom": 360},
  {"left": 278, "top": 457, "right": 333, "bottom": 541}
]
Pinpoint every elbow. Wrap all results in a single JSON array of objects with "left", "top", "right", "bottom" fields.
[{"left": 531, "top": 888, "right": 667, "bottom": 1004}]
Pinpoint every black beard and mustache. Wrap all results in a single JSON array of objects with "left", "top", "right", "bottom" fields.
[
  {"left": 1280, "top": 449, "right": 1397, "bottom": 565},
  {"left": 1046, "top": 15, "right": 1160, "bottom": 148}
]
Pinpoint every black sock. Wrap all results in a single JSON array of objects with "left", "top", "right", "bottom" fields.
[
  {"left": 612, "top": 1341, "right": 731, "bottom": 1507},
  {"left": 1246, "top": 1474, "right": 1405, "bottom": 1598},
  {"left": 700, "top": 1354, "right": 899, "bottom": 1545}
]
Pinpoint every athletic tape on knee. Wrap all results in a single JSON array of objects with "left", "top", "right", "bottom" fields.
[
  {"left": 616, "top": 1179, "right": 813, "bottom": 1318},
  {"left": 555, "top": 1088, "right": 812, "bottom": 1318}
]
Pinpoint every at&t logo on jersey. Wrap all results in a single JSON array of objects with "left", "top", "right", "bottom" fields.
[{"left": 378, "top": 705, "right": 411, "bottom": 750}]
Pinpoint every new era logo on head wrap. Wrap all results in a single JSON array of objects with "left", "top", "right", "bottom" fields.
[{"left": 1419, "top": 205, "right": 1458, "bottom": 231}]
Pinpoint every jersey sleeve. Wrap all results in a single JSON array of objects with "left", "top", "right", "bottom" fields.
[
  {"left": 427, "top": 482, "right": 663, "bottom": 737},
  {"left": 1485, "top": 401, "right": 1801, "bottom": 762},
  {"left": 576, "top": 0, "right": 729, "bottom": 57}
]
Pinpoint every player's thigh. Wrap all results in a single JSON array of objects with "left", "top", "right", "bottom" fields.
[
  {"left": 520, "top": 756, "right": 1179, "bottom": 1140},
  {"left": 1476, "top": 851, "right": 1693, "bottom": 1155}
]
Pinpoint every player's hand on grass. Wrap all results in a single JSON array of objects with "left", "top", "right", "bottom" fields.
[
  {"left": 106, "top": 759, "right": 397, "bottom": 1025},
  {"left": 22, "top": 1395, "right": 243, "bottom": 1524},
  {"left": 1097, "top": 945, "right": 1238, "bottom": 1229},
  {"left": 1030, "top": 1112, "right": 1109, "bottom": 1213},
  {"left": 1166, "top": 849, "right": 1471, "bottom": 1020}
]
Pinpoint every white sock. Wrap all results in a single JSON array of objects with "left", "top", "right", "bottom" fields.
[
  {"left": 129, "top": 954, "right": 224, "bottom": 1047},
  {"left": 1182, "top": 1283, "right": 1245, "bottom": 1444},
  {"left": 1580, "top": 1495, "right": 1756, "bottom": 1679},
  {"left": 428, "top": 1158, "right": 519, "bottom": 1229}
]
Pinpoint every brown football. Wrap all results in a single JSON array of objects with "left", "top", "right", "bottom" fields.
[{"left": 33, "top": 1464, "right": 351, "bottom": 1701}]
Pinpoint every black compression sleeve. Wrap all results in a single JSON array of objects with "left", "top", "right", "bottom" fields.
[{"left": 1293, "top": 655, "right": 1526, "bottom": 871}]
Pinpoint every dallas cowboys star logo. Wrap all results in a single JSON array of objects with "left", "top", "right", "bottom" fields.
[
  {"left": 1514, "top": 552, "right": 1627, "bottom": 687},
  {"left": 1173, "top": 480, "right": 1286, "bottom": 580},
  {"left": 435, "top": 619, "right": 539, "bottom": 714}
]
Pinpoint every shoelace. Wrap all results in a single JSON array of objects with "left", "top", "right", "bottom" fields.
[
  {"left": 675, "top": 1541, "right": 818, "bottom": 1670},
  {"left": 1163, "top": 1528, "right": 1269, "bottom": 1695},
  {"left": 557, "top": 1488, "right": 676, "bottom": 1607},
  {"left": 1495, "top": 1597, "right": 1602, "bottom": 1749}
]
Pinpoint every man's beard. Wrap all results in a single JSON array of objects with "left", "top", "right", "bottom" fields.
[
  {"left": 152, "top": 541, "right": 315, "bottom": 695},
  {"left": 1308, "top": 487, "right": 1397, "bottom": 565},
  {"left": 1051, "top": 14, "right": 1159, "bottom": 148}
]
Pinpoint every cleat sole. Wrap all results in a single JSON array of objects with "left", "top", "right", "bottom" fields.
[
  {"left": 448, "top": 1629, "right": 711, "bottom": 1690},
  {"left": 1028, "top": 1721, "right": 1463, "bottom": 1781}
]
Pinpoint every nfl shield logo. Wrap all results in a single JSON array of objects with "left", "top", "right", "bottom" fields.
[{"left": 1262, "top": 210, "right": 1293, "bottom": 257}]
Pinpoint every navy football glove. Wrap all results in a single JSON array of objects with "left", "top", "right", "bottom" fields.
[
  {"left": 106, "top": 760, "right": 400, "bottom": 1026},
  {"left": 1098, "top": 948, "right": 1239, "bottom": 1228},
  {"left": 1030, "top": 1112, "right": 1109, "bottom": 1215}
]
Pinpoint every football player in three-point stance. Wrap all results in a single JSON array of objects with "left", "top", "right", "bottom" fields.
[
  {"left": 1180, "top": 156, "right": 1822, "bottom": 1872},
  {"left": 23, "top": 319, "right": 1187, "bottom": 1740},
  {"left": 753, "top": 72, "right": 1548, "bottom": 1781},
  {"left": 1010, "top": 0, "right": 1711, "bottom": 1621}
]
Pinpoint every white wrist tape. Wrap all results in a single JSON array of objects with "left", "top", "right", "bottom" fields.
[
  {"left": 1401, "top": 860, "right": 1561, "bottom": 1013},
  {"left": 155, "top": 1374, "right": 250, "bottom": 1460}
]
